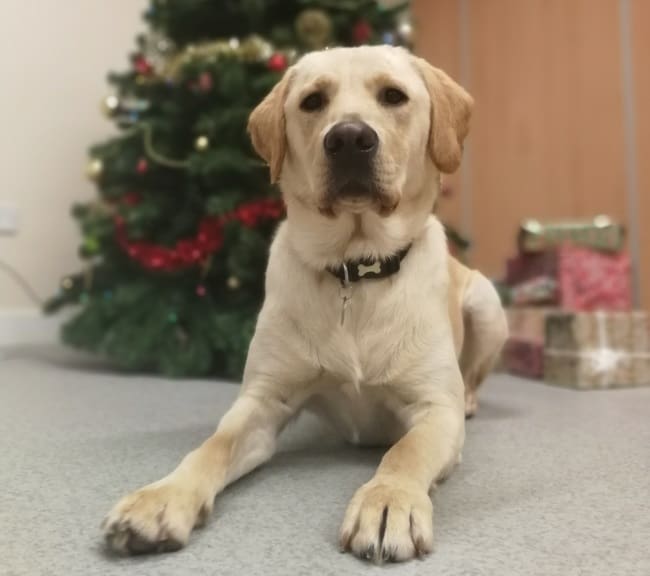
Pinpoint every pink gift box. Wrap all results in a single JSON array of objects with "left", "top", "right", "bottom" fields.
[{"left": 506, "top": 245, "right": 632, "bottom": 311}]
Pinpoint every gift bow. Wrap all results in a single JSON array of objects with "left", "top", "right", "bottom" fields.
[
  {"left": 586, "top": 311, "right": 623, "bottom": 380},
  {"left": 545, "top": 311, "right": 649, "bottom": 387}
]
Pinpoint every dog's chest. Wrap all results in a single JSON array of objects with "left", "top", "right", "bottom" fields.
[
  {"left": 307, "top": 380, "right": 410, "bottom": 446},
  {"left": 302, "top": 265, "right": 450, "bottom": 443},
  {"left": 313, "top": 274, "right": 440, "bottom": 386},
  {"left": 315, "top": 285, "right": 405, "bottom": 383}
]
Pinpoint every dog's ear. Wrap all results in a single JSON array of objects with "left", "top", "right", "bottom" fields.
[
  {"left": 247, "top": 71, "right": 292, "bottom": 183},
  {"left": 411, "top": 57, "right": 473, "bottom": 174}
]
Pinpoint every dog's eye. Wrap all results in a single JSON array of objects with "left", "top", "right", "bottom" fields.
[
  {"left": 380, "top": 87, "right": 409, "bottom": 106},
  {"left": 300, "top": 91, "right": 326, "bottom": 112}
]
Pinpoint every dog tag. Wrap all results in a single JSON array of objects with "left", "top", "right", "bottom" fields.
[
  {"left": 340, "top": 294, "right": 352, "bottom": 325},
  {"left": 358, "top": 261, "right": 381, "bottom": 277},
  {"left": 339, "top": 263, "right": 352, "bottom": 326}
]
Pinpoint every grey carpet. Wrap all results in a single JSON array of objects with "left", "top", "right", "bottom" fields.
[{"left": 2, "top": 345, "right": 649, "bottom": 576}]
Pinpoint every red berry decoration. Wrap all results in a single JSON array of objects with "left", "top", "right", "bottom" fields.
[
  {"left": 134, "top": 55, "right": 153, "bottom": 75},
  {"left": 114, "top": 198, "right": 283, "bottom": 273},
  {"left": 148, "top": 256, "right": 164, "bottom": 269},
  {"left": 136, "top": 158, "right": 149, "bottom": 174},
  {"left": 352, "top": 20, "right": 373, "bottom": 44},
  {"left": 196, "top": 284, "right": 207, "bottom": 297},
  {"left": 267, "top": 53, "right": 288, "bottom": 72}
]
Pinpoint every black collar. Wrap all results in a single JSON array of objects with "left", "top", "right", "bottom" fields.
[{"left": 327, "top": 245, "right": 412, "bottom": 285}]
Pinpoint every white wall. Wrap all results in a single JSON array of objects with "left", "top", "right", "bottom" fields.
[{"left": 0, "top": 1, "right": 147, "bottom": 310}]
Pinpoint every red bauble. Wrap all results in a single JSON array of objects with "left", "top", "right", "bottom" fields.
[
  {"left": 134, "top": 55, "right": 153, "bottom": 75},
  {"left": 196, "top": 284, "right": 207, "bottom": 297},
  {"left": 198, "top": 72, "right": 213, "bottom": 92},
  {"left": 136, "top": 158, "right": 149, "bottom": 174},
  {"left": 267, "top": 53, "right": 288, "bottom": 72},
  {"left": 352, "top": 20, "right": 373, "bottom": 44},
  {"left": 122, "top": 192, "right": 141, "bottom": 206}
]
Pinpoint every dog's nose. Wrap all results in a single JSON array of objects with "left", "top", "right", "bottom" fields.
[{"left": 323, "top": 121, "right": 378, "bottom": 159}]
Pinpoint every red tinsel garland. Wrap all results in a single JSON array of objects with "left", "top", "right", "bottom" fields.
[{"left": 114, "top": 198, "right": 284, "bottom": 272}]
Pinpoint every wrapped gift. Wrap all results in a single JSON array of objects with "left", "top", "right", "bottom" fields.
[
  {"left": 557, "top": 245, "right": 631, "bottom": 310},
  {"left": 506, "top": 250, "right": 558, "bottom": 286},
  {"left": 506, "top": 245, "right": 631, "bottom": 311},
  {"left": 518, "top": 216, "right": 625, "bottom": 253},
  {"left": 509, "top": 276, "right": 557, "bottom": 305},
  {"left": 502, "top": 337, "right": 544, "bottom": 378},
  {"left": 506, "top": 307, "right": 558, "bottom": 342},
  {"left": 544, "top": 311, "right": 650, "bottom": 389}
]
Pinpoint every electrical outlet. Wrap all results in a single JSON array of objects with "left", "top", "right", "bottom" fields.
[{"left": 0, "top": 204, "right": 19, "bottom": 235}]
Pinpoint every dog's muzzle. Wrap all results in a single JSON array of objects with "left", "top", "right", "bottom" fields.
[{"left": 324, "top": 121, "right": 378, "bottom": 198}]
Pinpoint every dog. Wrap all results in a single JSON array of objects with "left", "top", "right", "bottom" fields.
[{"left": 103, "top": 45, "right": 507, "bottom": 563}]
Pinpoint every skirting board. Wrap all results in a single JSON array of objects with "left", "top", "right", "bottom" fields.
[{"left": 0, "top": 308, "right": 74, "bottom": 348}]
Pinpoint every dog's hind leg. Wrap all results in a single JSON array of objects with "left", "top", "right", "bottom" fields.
[{"left": 459, "top": 271, "right": 508, "bottom": 417}]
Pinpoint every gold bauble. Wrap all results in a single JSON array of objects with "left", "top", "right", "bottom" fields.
[
  {"left": 85, "top": 158, "right": 104, "bottom": 181},
  {"left": 61, "top": 277, "right": 74, "bottom": 290},
  {"left": 227, "top": 276, "right": 241, "bottom": 290},
  {"left": 101, "top": 95, "right": 121, "bottom": 117},
  {"left": 195, "top": 135, "right": 210, "bottom": 151},
  {"left": 295, "top": 9, "right": 332, "bottom": 50}
]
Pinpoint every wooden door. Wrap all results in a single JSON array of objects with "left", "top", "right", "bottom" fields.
[{"left": 413, "top": 0, "right": 648, "bottom": 307}]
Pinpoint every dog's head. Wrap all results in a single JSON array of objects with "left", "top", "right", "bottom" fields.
[{"left": 248, "top": 46, "right": 472, "bottom": 217}]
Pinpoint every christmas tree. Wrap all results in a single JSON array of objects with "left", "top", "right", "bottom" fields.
[{"left": 46, "top": 0, "right": 412, "bottom": 378}]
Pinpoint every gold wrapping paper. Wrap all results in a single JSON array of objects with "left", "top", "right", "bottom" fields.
[{"left": 544, "top": 311, "right": 650, "bottom": 389}]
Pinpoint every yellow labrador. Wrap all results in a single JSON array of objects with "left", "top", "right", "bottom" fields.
[{"left": 103, "top": 46, "right": 507, "bottom": 562}]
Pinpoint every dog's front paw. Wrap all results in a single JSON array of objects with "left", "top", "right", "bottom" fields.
[
  {"left": 102, "top": 478, "right": 212, "bottom": 555},
  {"left": 339, "top": 478, "right": 434, "bottom": 563}
]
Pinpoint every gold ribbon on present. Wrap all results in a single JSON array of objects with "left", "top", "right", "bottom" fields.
[{"left": 518, "top": 215, "right": 625, "bottom": 253}]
